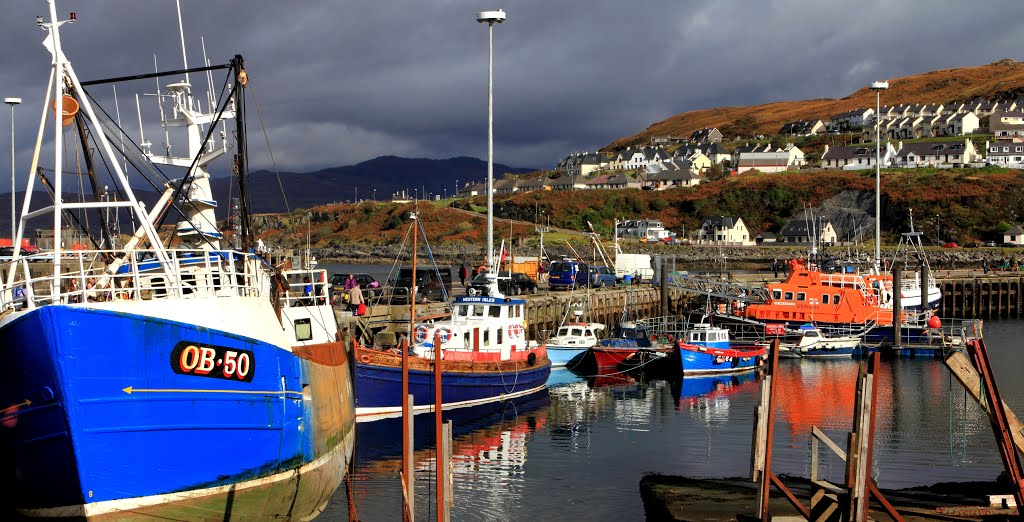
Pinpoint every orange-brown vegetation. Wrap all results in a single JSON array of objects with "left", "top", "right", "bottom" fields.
[
  {"left": 261, "top": 168, "right": 1024, "bottom": 249},
  {"left": 607, "top": 59, "right": 1024, "bottom": 150}
]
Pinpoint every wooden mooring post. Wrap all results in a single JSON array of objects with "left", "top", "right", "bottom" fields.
[{"left": 753, "top": 349, "right": 903, "bottom": 521}]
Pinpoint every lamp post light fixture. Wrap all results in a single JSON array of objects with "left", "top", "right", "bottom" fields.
[
  {"left": 869, "top": 80, "right": 888, "bottom": 269},
  {"left": 4, "top": 97, "right": 21, "bottom": 243},
  {"left": 477, "top": 8, "right": 505, "bottom": 269}
]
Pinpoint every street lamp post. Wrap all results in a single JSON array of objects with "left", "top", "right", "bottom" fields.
[
  {"left": 4, "top": 97, "right": 20, "bottom": 242},
  {"left": 869, "top": 81, "right": 888, "bottom": 270},
  {"left": 455, "top": 178, "right": 459, "bottom": 199},
  {"left": 477, "top": 8, "right": 505, "bottom": 269}
]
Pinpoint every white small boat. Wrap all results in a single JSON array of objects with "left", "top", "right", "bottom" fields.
[
  {"left": 548, "top": 321, "right": 605, "bottom": 367},
  {"left": 779, "top": 324, "right": 860, "bottom": 358}
]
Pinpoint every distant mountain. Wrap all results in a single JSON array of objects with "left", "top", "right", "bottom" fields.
[
  {"left": 211, "top": 156, "right": 537, "bottom": 214},
  {"left": 0, "top": 156, "right": 535, "bottom": 239}
]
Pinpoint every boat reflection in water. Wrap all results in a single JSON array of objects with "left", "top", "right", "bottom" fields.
[{"left": 351, "top": 388, "right": 550, "bottom": 520}]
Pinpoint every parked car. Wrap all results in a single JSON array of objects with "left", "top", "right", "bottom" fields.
[
  {"left": 467, "top": 272, "right": 538, "bottom": 296},
  {"left": 588, "top": 266, "right": 617, "bottom": 288},
  {"left": 330, "top": 272, "right": 383, "bottom": 301},
  {"left": 964, "top": 242, "right": 979, "bottom": 248},
  {"left": 984, "top": 241, "right": 997, "bottom": 247},
  {"left": 548, "top": 259, "right": 590, "bottom": 291},
  {"left": 330, "top": 273, "right": 378, "bottom": 293},
  {"left": 942, "top": 242, "right": 959, "bottom": 249},
  {"left": 390, "top": 267, "right": 452, "bottom": 303}
]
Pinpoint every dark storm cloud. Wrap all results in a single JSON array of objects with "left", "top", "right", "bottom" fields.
[{"left": 2, "top": 0, "right": 1024, "bottom": 180}]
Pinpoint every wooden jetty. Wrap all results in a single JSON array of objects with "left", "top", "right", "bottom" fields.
[
  {"left": 337, "top": 285, "right": 691, "bottom": 345},
  {"left": 936, "top": 273, "right": 1024, "bottom": 319}
]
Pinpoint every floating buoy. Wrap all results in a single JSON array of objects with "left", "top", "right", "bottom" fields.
[
  {"left": 52, "top": 95, "right": 79, "bottom": 127},
  {"left": 927, "top": 315, "right": 942, "bottom": 329}
]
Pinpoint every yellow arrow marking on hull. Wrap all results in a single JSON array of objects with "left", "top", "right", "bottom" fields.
[
  {"left": 0, "top": 400, "right": 31, "bottom": 415},
  {"left": 122, "top": 386, "right": 302, "bottom": 396}
]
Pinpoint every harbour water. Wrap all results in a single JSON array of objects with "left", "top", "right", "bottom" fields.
[{"left": 326, "top": 320, "right": 1024, "bottom": 520}]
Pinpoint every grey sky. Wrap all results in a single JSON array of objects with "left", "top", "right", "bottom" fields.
[{"left": 2, "top": 0, "right": 1023, "bottom": 181}]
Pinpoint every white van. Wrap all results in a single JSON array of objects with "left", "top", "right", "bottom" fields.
[{"left": 614, "top": 253, "right": 653, "bottom": 282}]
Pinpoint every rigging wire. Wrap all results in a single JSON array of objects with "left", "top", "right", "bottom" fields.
[
  {"left": 78, "top": 64, "right": 235, "bottom": 253},
  {"left": 245, "top": 77, "right": 290, "bottom": 214}
]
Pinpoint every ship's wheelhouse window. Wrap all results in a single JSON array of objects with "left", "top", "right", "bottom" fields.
[
  {"left": 571, "top": 328, "right": 583, "bottom": 336},
  {"left": 822, "top": 294, "right": 831, "bottom": 304},
  {"left": 584, "top": 329, "right": 593, "bottom": 337},
  {"left": 488, "top": 306, "right": 501, "bottom": 318},
  {"left": 834, "top": 294, "right": 841, "bottom": 305},
  {"left": 784, "top": 291, "right": 794, "bottom": 300},
  {"left": 796, "top": 292, "right": 806, "bottom": 301},
  {"left": 458, "top": 305, "right": 469, "bottom": 317},
  {"left": 483, "top": 329, "right": 490, "bottom": 346},
  {"left": 772, "top": 290, "right": 782, "bottom": 300},
  {"left": 294, "top": 318, "right": 312, "bottom": 341},
  {"left": 497, "top": 328, "right": 503, "bottom": 345},
  {"left": 473, "top": 305, "right": 485, "bottom": 317}
]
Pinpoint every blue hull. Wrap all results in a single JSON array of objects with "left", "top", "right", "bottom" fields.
[
  {"left": 679, "top": 347, "right": 761, "bottom": 375},
  {"left": 355, "top": 360, "right": 551, "bottom": 422},
  {"left": 548, "top": 347, "right": 588, "bottom": 367},
  {"left": 674, "top": 371, "right": 757, "bottom": 399},
  {"left": 0, "top": 305, "right": 347, "bottom": 514}
]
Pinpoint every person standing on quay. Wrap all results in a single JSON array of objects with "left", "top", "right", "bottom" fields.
[
  {"left": 349, "top": 283, "right": 364, "bottom": 315},
  {"left": 459, "top": 263, "right": 468, "bottom": 287}
]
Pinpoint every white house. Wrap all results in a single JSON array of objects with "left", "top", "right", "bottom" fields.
[
  {"left": 820, "top": 143, "right": 898, "bottom": 169},
  {"left": 1004, "top": 225, "right": 1024, "bottom": 246},
  {"left": 779, "top": 217, "right": 838, "bottom": 245},
  {"left": 892, "top": 139, "right": 977, "bottom": 167},
  {"left": 696, "top": 216, "right": 752, "bottom": 246}
]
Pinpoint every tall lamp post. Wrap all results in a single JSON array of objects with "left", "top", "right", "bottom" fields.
[
  {"left": 869, "top": 81, "right": 888, "bottom": 270},
  {"left": 477, "top": 9, "right": 505, "bottom": 269},
  {"left": 4, "top": 97, "right": 20, "bottom": 243}
]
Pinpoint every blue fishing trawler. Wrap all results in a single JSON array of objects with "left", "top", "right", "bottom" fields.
[
  {"left": 677, "top": 323, "right": 766, "bottom": 375},
  {"left": 0, "top": 3, "right": 354, "bottom": 518}
]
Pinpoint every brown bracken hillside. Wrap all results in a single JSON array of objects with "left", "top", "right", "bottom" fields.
[{"left": 607, "top": 59, "right": 1024, "bottom": 150}]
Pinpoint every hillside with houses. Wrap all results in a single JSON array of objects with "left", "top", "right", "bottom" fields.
[{"left": 257, "top": 60, "right": 1024, "bottom": 252}]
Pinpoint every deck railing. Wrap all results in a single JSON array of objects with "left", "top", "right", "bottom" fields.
[{"left": 1, "top": 248, "right": 264, "bottom": 313}]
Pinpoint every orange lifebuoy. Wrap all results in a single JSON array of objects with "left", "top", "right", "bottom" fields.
[{"left": 359, "top": 353, "right": 371, "bottom": 364}]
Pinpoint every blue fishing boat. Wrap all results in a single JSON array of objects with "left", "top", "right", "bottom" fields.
[
  {"left": 677, "top": 323, "right": 766, "bottom": 375},
  {"left": 0, "top": 3, "right": 355, "bottom": 518},
  {"left": 354, "top": 220, "right": 550, "bottom": 422}
]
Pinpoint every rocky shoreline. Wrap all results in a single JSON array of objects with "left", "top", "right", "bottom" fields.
[{"left": 313, "top": 242, "right": 1004, "bottom": 271}]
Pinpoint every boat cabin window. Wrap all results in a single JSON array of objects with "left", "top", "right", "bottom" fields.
[
  {"left": 514, "top": 305, "right": 521, "bottom": 318},
  {"left": 693, "top": 332, "right": 705, "bottom": 342},
  {"left": 488, "top": 306, "right": 501, "bottom": 318},
  {"left": 822, "top": 294, "right": 830, "bottom": 304},
  {"left": 584, "top": 329, "right": 592, "bottom": 337},
  {"left": 497, "top": 328, "right": 503, "bottom": 345},
  {"left": 834, "top": 294, "right": 841, "bottom": 305},
  {"left": 804, "top": 330, "right": 820, "bottom": 338},
  {"left": 784, "top": 291, "right": 794, "bottom": 300},
  {"left": 772, "top": 290, "right": 782, "bottom": 300},
  {"left": 294, "top": 318, "right": 312, "bottom": 341},
  {"left": 796, "top": 292, "right": 806, "bottom": 301},
  {"left": 473, "top": 305, "right": 485, "bottom": 317},
  {"left": 483, "top": 329, "right": 490, "bottom": 346},
  {"left": 571, "top": 328, "right": 583, "bottom": 336},
  {"left": 457, "top": 305, "right": 469, "bottom": 317}
]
